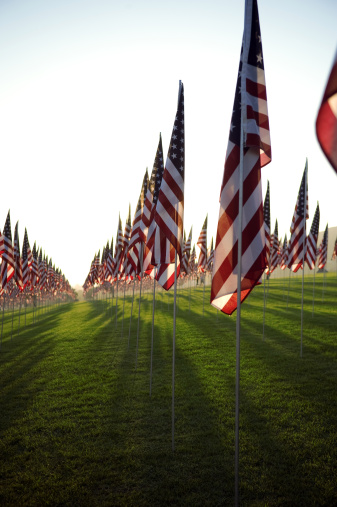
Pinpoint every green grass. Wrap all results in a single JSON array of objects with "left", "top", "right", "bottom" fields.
[{"left": 0, "top": 273, "right": 337, "bottom": 506}]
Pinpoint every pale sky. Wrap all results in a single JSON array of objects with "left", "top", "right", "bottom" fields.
[{"left": 0, "top": 0, "right": 336, "bottom": 287}]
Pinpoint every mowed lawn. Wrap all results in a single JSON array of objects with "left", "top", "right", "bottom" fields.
[{"left": 0, "top": 274, "right": 337, "bottom": 506}]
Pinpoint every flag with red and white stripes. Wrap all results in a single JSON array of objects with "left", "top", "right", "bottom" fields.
[
  {"left": 280, "top": 235, "right": 288, "bottom": 270},
  {"left": 127, "top": 171, "right": 149, "bottom": 275},
  {"left": 211, "top": 0, "right": 271, "bottom": 315},
  {"left": 287, "top": 164, "right": 309, "bottom": 272},
  {"left": 197, "top": 216, "right": 208, "bottom": 273},
  {"left": 332, "top": 238, "right": 337, "bottom": 260},
  {"left": 113, "top": 216, "right": 124, "bottom": 279},
  {"left": 206, "top": 237, "right": 214, "bottom": 272},
  {"left": 181, "top": 227, "right": 192, "bottom": 274},
  {"left": 22, "top": 228, "right": 32, "bottom": 289},
  {"left": 318, "top": 224, "right": 328, "bottom": 269},
  {"left": 269, "top": 220, "right": 279, "bottom": 274},
  {"left": 13, "top": 222, "right": 23, "bottom": 290},
  {"left": 263, "top": 181, "right": 271, "bottom": 274},
  {"left": 0, "top": 211, "right": 15, "bottom": 291},
  {"left": 316, "top": 49, "right": 337, "bottom": 174},
  {"left": 155, "top": 82, "right": 185, "bottom": 260},
  {"left": 305, "top": 203, "right": 320, "bottom": 269}
]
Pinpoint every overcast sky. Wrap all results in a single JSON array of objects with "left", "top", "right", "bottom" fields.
[{"left": 0, "top": 0, "right": 336, "bottom": 287}]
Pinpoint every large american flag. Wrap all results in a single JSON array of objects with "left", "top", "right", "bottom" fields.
[
  {"left": 287, "top": 165, "right": 309, "bottom": 272},
  {"left": 318, "top": 224, "right": 329, "bottom": 269},
  {"left": 316, "top": 50, "right": 337, "bottom": 174},
  {"left": 197, "top": 216, "right": 208, "bottom": 273},
  {"left": 263, "top": 181, "right": 271, "bottom": 274},
  {"left": 155, "top": 82, "right": 185, "bottom": 261},
  {"left": 305, "top": 203, "right": 320, "bottom": 269},
  {"left": 211, "top": 0, "right": 271, "bottom": 315}
]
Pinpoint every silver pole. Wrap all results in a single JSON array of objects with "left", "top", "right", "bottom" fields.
[
  {"left": 300, "top": 160, "right": 308, "bottom": 358},
  {"left": 135, "top": 243, "right": 144, "bottom": 370},
  {"left": 149, "top": 268, "right": 156, "bottom": 396},
  {"left": 172, "top": 250, "right": 178, "bottom": 452}
]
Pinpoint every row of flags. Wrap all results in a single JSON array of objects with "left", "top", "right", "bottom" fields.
[
  {"left": 83, "top": 0, "right": 337, "bottom": 315},
  {"left": 263, "top": 166, "right": 331, "bottom": 277},
  {"left": 0, "top": 210, "right": 75, "bottom": 301}
]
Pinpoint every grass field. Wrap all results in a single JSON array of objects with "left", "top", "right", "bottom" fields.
[{"left": 1, "top": 273, "right": 337, "bottom": 506}]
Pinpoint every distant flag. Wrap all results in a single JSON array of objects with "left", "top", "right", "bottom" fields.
[
  {"left": 263, "top": 181, "right": 271, "bottom": 274},
  {"left": 31, "top": 242, "right": 39, "bottom": 288},
  {"left": 305, "top": 203, "right": 320, "bottom": 269},
  {"left": 13, "top": 222, "right": 23, "bottom": 290},
  {"left": 181, "top": 227, "right": 192, "bottom": 275},
  {"left": 207, "top": 237, "right": 214, "bottom": 272},
  {"left": 155, "top": 82, "right": 185, "bottom": 260},
  {"left": 287, "top": 163, "right": 309, "bottom": 272},
  {"left": 22, "top": 229, "right": 32, "bottom": 289},
  {"left": 113, "top": 216, "right": 124, "bottom": 279},
  {"left": 127, "top": 171, "right": 149, "bottom": 275},
  {"left": 269, "top": 220, "right": 279, "bottom": 273},
  {"left": 280, "top": 235, "right": 288, "bottom": 270},
  {"left": 318, "top": 224, "right": 329, "bottom": 269},
  {"left": 197, "top": 216, "right": 208, "bottom": 273},
  {"left": 332, "top": 238, "right": 337, "bottom": 260},
  {"left": 211, "top": 0, "right": 271, "bottom": 315},
  {"left": 120, "top": 205, "right": 132, "bottom": 276},
  {"left": 316, "top": 50, "right": 337, "bottom": 173},
  {"left": 0, "top": 211, "right": 15, "bottom": 291},
  {"left": 189, "top": 245, "right": 196, "bottom": 273}
]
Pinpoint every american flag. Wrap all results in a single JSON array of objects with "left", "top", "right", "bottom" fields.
[
  {"left": 181, "top": 227, "right": 192, "bottom": 274},
  {"left": 332, "top": 238, "right": 337, "bottom": 260},
  {"left": 197, "top": 216, "right": 208, "bottom": 273},
  {"left": 316, "top": 50, "right": 337, "bottom": 174},
  {"left": 13, "top": 222, "right": 23, "bottom": 290},
  {"left": 22, "top": 228, "right": 32, "bottom": 289},
  {"left": 263, "top": 181, "right": 271, "bottom": 274},
  {"left": 318, "top": 224, "right": 328, "bottom": 269},
  {"left": 113, "top": 216, "right": 124, "bottom": 279},
  {"left": 287, "top": 164, "right": 309, "bottom": 272},
  {"left": 155, "top": 82, "right": 185, "bottom": 260},
  {"left": 211, "top": 0, "right": 271, "bottom": 315},
  {"left": 269, "top": 220, "right": 279, "bottom": 274},
  {"left": 143, "top": 133, "right": 178, "bottom": 290},
  {"left": 305, "top": 203, "right": 320, "bottom": 269},
  {"left": 120, "top": 205, "right": 132, "bottom": 277},
  {"left": 1, "top": 211, "right": 15, "bottom": 291},
  {"left": 31, "top": 242, "right": 39, "bottom": 288},
  {"left": 127, "top": 171, "right": 149, "bottom": 275},
  {"left": 189, "top": 245, "right": 196, "bottom": 273},
  {"left": 280, "top": 235, "right": 288, "bottom": 270},
  {"left": 207, "top": 237, "right": 214, "bottom": 272}
]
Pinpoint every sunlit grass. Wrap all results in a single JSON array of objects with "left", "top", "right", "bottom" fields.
[{"left": 0, "top": 273, "right": 336, "bottom": 505}]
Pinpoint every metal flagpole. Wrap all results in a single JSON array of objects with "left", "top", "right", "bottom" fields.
[
  {"left": 149, "top": 268, "right": 157, "bottom": 396},
  {"left": 312, "top": 262, "right": 316, "bottom": 316},
  {"left": 172, "top": 250, "right": 178, "bottom": 452},
  {"left": 262, "top": 273, "right": 266, "bottom": 341},
  {"left": 128, "top": 276, "right": 136, "bottom": 349},
  {"left": 300, "top": 160, "right": 308, "bottom": 358},
  {"left": 0, "top": 294, "right": 5, "bottom": 349},
  {"left": 135, "top": 243, "right": 144, "bottom": 370},
  {"left": 234, "top": 94, "right": 245, "bottom": 507},
  {"left": 115, "top": 276, "right": 119, "bottom": 329},
  {"left": 121, "top": 280, "right": 126, "bottom": 338}
]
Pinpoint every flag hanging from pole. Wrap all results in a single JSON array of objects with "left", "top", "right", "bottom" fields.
[
  {"left": 269, "top": 220, "right": 279, "bottom": 274},
  {"left": 155, "top": 82, "right": 185, "bottom": 260},
  {"left": 211, "top": 0, "right": 271, "bottom": 315},
  {"left": 318, "top": 224, "right": 328, "bottom": 269},
  {"left": 316, "top": 50, "right": 337, "bottom": 174},
  {"left": 263, "top": 181, "right": 271, "bottom": 274},
  {"left": 287, "top": 164, "right": 309, "bottom": 272},
  {"left": 197, "top": 216, "right": 208, "bottom": 273},
  {"left": 305, "top": 203, "right": 320, "bottom": 269}
]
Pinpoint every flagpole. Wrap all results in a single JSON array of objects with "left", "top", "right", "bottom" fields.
[
  {"left": 128, "top": 276, "right": 136, "bottom": 349},
  {"left": 312, "top": 262, "right": 316, "bottom": 316},
  {"left": 172, "top": 250, "right": 178, "bottom": 452},
  {"left": 115, "top": 275, "right": 119, "bottom": 329},
  {"left": 121, "top": 279, "right": 126, "bottom": 338},
  {"left": 149, "top": 268, "right": 156, "bottom": 396},
  {"left": 234, "top": 81, "right": 245, "bottom": 507},
  {"left": 300, "top": 160, "right": 308, "bottom": 358},
  {"left": 135, "top": 243, "right": 144, "bottom": 370},
  {"left": 262, "top": 272, "right": 266, "bottom": 341}
]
